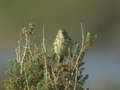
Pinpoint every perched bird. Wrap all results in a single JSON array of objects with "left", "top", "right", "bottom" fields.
[{"left": 53, "top": 29, "right": 73, "bottom": 63}]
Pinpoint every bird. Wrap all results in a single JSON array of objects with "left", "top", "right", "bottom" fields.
[{"left": 53, "top": 29, "right": 73, "bottom": 63}]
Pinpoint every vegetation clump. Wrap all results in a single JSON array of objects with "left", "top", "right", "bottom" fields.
[{"left": 4, "top": 24, "right": 97, "bottom": 90}]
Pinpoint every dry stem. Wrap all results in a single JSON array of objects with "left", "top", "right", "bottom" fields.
[
  {"left": 74, "top": 23, "right": 85, "bottom": 90},
  {"left": 24, "top": 65, "right": 30, "bottom": 90}
]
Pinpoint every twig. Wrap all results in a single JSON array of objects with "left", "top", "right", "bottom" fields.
[
  {"left": 44, "top": 57, "right": 48, "bottom": 83},
  {"left": 42, "top": 24, "right": 48, "bottom": 84},
  {"left": 24, "top": 65, "right": 30, "bottom": 90},
  {"left": 74, "top": 23, "right": 85, "bottom": 90},
  {"left": 18, "top": 40, "right": 21, "bottom": 62},
  {"left": 20, "top": 29, "right": 33, "bottom": 74},
  {"left": 20, "top": 46, "right": 27, "bottom": 74},
  {"left": 42, "top": 24, "right": 46, "bottom": 53},
  {"left": 15, "top": 47, "right": 19, "bottom": 62},
  {"left": 15, "top": 40, "right": 21, "bottom": 63},
  {"left": 51, "top": 65, "right": 57, "bottom": 90},
  {"left": 20, "top": 30, "right": 27, "bottom": 74}
]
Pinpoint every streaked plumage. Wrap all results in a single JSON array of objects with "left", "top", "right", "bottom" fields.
[{"left": 53, "top": 29, "right": 72, "bottom": 62}]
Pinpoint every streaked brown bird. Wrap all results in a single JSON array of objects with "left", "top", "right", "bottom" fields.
[{"left": 53, "top": 29, "right": 73, "bottom": 63}]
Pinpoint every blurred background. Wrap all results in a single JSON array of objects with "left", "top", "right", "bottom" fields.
[{"left": 0, "top": 0, "right": 120, "bottom": 89}]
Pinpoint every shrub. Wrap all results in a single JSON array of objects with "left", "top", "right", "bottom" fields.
[{"left": 4, "top": 24, "right": 97, "bottom": 90}]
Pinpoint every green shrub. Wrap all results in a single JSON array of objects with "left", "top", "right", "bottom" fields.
[{"left": 4, "top": 24, "right": 97, "bottom": 90}]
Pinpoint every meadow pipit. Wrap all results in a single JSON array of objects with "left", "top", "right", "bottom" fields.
[{"left": 53, "top": 29, "right": 72, "bottom": 63}]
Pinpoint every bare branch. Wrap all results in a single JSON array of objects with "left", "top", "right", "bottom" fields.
[
  {"left": 42, "top": 24, "right": 48, "bottom": 84},
  {"left": 51, "top": 66, "right": 57, "bottom": 89},
  {"left": 42, "top": 24, "right": 46, "bottom": 53},
  {"left": 24, "top": 65, "right": 30, "bottom": 90},
  {"left": 74, "top": 23, "right": 85, "bottom": 90}
]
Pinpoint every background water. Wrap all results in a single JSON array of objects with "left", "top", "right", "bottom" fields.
[{"left": 0, "top": 0, "right": 120, "bottom": 89}]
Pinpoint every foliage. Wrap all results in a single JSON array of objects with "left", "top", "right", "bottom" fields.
[{"left": 4, "top": 24, "right": 97, "bottom": 90}]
